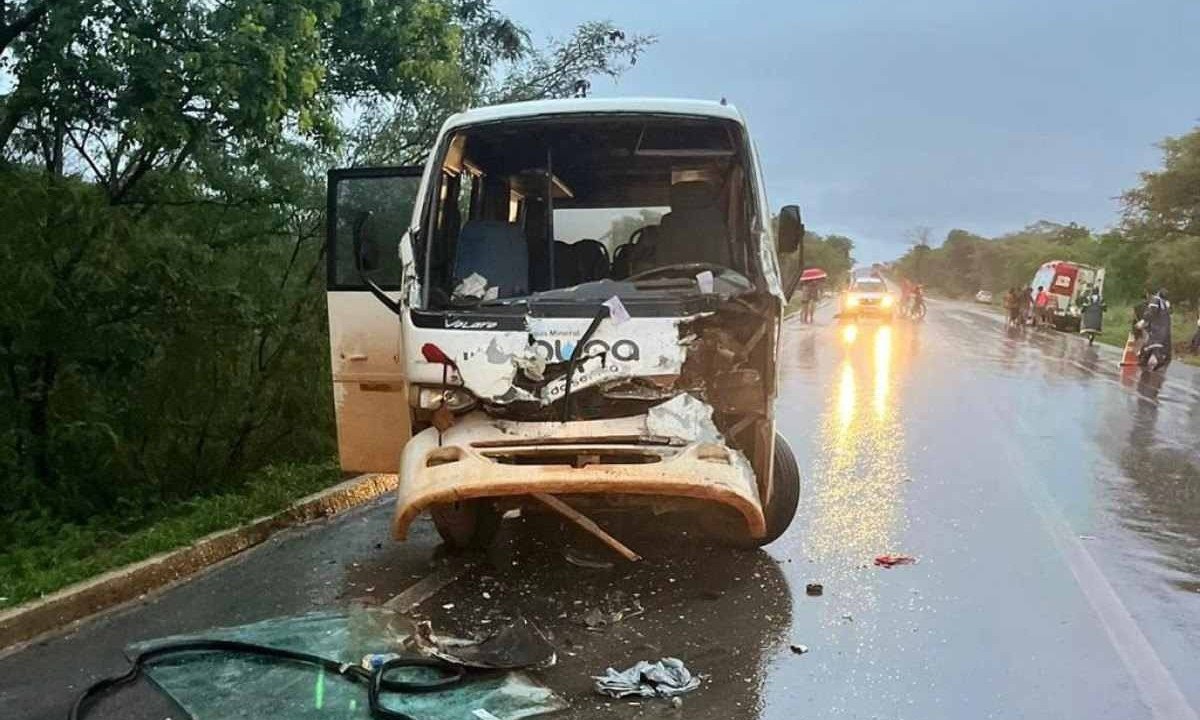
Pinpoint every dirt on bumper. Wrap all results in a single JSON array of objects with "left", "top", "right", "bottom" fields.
[{"left": 391, "top": 411, "right": 766, "bottom": 540}]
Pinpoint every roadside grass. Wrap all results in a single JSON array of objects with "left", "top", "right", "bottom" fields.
[{"left": 0, "top": 461, "right": 343, "bottom": 610}]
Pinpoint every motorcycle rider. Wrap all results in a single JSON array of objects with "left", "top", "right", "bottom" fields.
[
  {"left": 1138, "top": 289, "right": 1172, "bottom": 370},
  {"left": 910, "top": 284, "right": 926, "bottom": 318}
]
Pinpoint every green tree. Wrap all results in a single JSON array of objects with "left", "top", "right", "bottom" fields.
[
  {"left": 1122, "top": 127, "right": 1200, "bottom": 239},
  {"left": 0, "top": 1, "right": 653, "bottom": 525}
]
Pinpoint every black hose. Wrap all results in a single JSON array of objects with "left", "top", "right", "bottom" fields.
[
  {"left": 560, "top": 305, "right": 610, "bottom": 422},
  {"left": 69, "top": 638, "right": 465, "bottom": 720}
]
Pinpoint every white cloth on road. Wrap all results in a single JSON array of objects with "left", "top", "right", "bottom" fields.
[{"left": 593, "top": 657, "right": 701, "bottom": 698}]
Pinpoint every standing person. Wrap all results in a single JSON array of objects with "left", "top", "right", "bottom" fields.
[
  {"left": 1034, "top": 286, "right": 1050, "bottom": 327},
  {"left": 1021, "top": 286, "right": 1034, "bottom": 326},
  {"left": 1079, "top": 284, "right": 1105, "bottom": 345},
  {"left": 1003, "top": 288, "right": 1020, "bottom": 327},
  {"left": 801, "top": 281, "right": 818, "bottom": 324}
]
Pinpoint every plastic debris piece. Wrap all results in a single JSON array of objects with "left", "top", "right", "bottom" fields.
[
  {"left": 453, "top": 272, "right": 489, "bottom": 299},
  {"left": 874, "top": 554, "right": 918, "bottom": 568},
  {"left": 472, "top": 709, "right": 502, "bottom": 720},
  {"left": 671, "top": 696, "right": 684, "bottom": 709},
  {"left": 646, "top": 394, "right": 722, "bottom": 443},
  {"left": 580, "top": 600, "right": 644, "bottom": 631},
  {"left": 593, "top": 658, "right": 701, "bottom": 699},
  {"left": 513, "top": 348, "right": 547, "bottom": 382},
  {"left": 805, "top": 583, "right": 823, "bottom": 596},
  {"left": 789, "top": 644, "right": 809, "bottom": 655},
  {"left": 841, "top": 613, "right": 854, "bottom": 622},
  {"left": 602, "top": 295, "right": 631, "bottom": 325},
  {"left": 411, "top": 615, "right": 556, "bottom": 669},
  {"left": 360, "top": 652, "right": 401, "bottom": 670},
  {"left": 695, "top": 270, "right": 714, "bottom": 294}
]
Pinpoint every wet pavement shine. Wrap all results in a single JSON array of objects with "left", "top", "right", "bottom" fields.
[{"left": 4, "top": 300, "right": 1200, "bottom": 719}]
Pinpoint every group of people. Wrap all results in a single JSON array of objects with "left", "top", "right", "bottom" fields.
[
  {"left": 1002, "top": 286, "right": 1051, "bottom": 328},
  {"left": 1003, "top": 284, "right": 1107, "bottom": 342}
]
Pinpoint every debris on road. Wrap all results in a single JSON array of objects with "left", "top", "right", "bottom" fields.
[
  {"left": 121, "top": 609, "right": 567, "bottom": 720},
  {"left": 580, "top": 598, "right": 645, "bottom": 630},
  {"left": 360, "top": 652, "right": 401, "bottom": 670},
  {"left": 412, "top": 615, "right": 557, "bottom": 669},
  {"left": 594, "top": 657, "right": 701, "bottom": 698},
  {"left": 562, "top": 546, "right": 616, "bottom": 570},
  {"left": 874, "top": 554, "right": 918, "bottom": 568},
  {"left": 806, "top": 583, "right": 824, "bottom": 596},
  {"left": 534, "top": 492, "right": 641, "bottom": 562},
  {"left": 789, "top": 644, "right": 809, "bottom": 655},
  {"left": 841, "top": 613, "right": 854, "bottom": 622}
]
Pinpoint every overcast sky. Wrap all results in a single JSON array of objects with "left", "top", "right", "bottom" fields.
[{"left": 499, "top": 0, "right": 1200, "bottom": 264}]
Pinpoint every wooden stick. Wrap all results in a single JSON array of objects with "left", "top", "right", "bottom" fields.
[{"left": 532, "top": 493, "right": 642, "bottom": 562}]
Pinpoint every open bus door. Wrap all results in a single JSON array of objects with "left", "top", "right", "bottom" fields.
[{"left": 326, "top": 166, "right": 424, "bottom": 473}]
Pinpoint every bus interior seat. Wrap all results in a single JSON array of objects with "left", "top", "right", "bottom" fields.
[{"left": 453, "top": 220, "right": 529, "bottom": 297}]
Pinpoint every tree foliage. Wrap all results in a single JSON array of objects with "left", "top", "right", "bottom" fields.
[{"left": 0, "top": 0, "right": 651, "bottom": 527}]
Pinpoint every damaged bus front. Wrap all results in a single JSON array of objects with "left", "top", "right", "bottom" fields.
[{"left": 326, "top": 98, "right": 807, "bottom": 548}]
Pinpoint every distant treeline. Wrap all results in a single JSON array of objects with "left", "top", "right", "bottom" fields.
[{"left": 893, "top": 126, "right": 1200, "bottom": 308}]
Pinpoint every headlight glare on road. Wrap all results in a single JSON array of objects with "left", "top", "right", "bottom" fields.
[
  {"left": 846, "top": 295, "right": 860, "bottom": 307},
  {"left": 881, "top": 295, "right": 894, "bottom": 309}
]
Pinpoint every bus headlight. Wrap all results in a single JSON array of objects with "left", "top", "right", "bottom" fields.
[
  {"left": 881, "top": 295, "right": 894, "bottom": 309},
  {"left": 412, "top": 386, "right": 477, "bottom": 412}
]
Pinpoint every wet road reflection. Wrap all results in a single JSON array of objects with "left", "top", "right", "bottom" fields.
[{"left": 768, "top": 304, "right": 1200, "bottom": 719}]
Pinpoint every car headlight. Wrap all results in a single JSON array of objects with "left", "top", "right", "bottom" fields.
[
  {"left": 846, "top": 295, "right": 860, "bottom": 307},
  {"left": 412, "top": 386, "right": 476, "bottom": 412},
  {"left": 881, "top": 295, "right": 894, "bottom": 308}
]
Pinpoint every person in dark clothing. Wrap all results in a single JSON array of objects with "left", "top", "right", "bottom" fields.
[
  {"left": 1079, "top": 285, "right": 1104, "bottom": 345},
  {"left": 1138, "top": 289, "right": 1172, "bottom": 369},
  {"left": 1022, "top": 286, "right": 1034, "bottom": 325},
  {"left": 1132, "top": 288, "right": 1152, "bottom": 331},
  {"left": 1003, "top": 287, "right": 1020, "bottom": 327}
]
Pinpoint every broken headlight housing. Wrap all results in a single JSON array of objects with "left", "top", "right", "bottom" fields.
[{"left": 411, "top": 385, "right": 477, "bottom": 413}]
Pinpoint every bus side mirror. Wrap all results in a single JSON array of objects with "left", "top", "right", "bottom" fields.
[
  {"left": 778, "top": 205, "right": 805, "bottom": 299},
  {"left": 778, "top": 205, "right": 804, "bottom": 254}
]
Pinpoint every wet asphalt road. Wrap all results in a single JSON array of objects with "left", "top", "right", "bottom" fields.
[{"left": 4, "top": 300, "right": 1200, "bottom": 720}]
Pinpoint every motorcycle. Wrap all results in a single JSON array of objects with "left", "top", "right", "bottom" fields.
[
  {"left": 1135, "top": 298, "right": 1172, "bottom": 370},
  {"left": 908, "top": 296, "right": 927, "bottom": 321},
  {"left": 1138, "top": 341, "right": 1171, "bottom": 371}
]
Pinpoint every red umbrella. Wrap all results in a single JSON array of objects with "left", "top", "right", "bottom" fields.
[{"left": 800, "top": 267, "right": 827, "bottom": 282}]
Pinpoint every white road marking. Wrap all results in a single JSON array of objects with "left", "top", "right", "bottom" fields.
[{"left": 1007, "top": 414, "right": 1198, "bottom": 720}]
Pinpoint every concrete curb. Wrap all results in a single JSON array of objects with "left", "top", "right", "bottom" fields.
[{"left": 0, "top": 472, "right": 398, "bottom": 653}]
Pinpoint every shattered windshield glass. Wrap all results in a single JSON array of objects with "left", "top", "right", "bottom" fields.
[{"left": 422, "top": 116, "right": 759, "bottom": 310}]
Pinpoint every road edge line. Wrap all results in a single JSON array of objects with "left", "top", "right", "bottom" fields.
[{"left": 0, "top": 472, "right": 398, "bottom": 654}]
